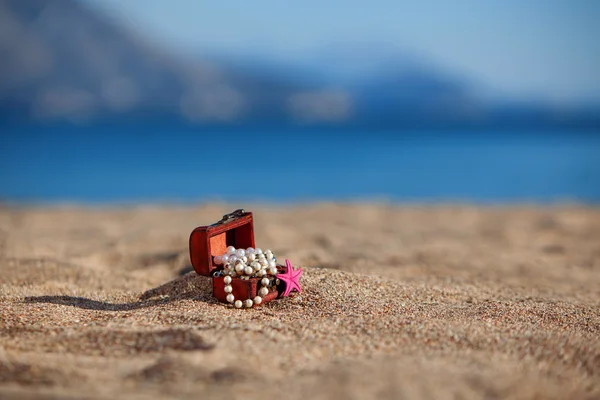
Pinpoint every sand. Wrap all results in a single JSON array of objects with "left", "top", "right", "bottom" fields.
[{"left": 0, "top": 204, "right": 599, "bottom": 399}]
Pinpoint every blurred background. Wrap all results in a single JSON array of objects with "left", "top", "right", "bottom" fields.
[{"left": 0, "top": 0, "right": 599, "bottom": 203}]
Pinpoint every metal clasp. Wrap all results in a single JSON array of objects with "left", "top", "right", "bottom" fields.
[
  {"left": 209, "top": 209, "right": 246, "bottom": 227},
  {"left": 220, "top": 209, "right": 245, "bottom": 223}
]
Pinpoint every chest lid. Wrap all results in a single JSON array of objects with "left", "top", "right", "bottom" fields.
[{"left": 189, "top": 209, "right": 256, "bottom": 276}]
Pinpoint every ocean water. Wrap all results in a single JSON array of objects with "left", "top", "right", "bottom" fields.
[{"left": 1, "top": 125, "right": 599, "bottom": 203}]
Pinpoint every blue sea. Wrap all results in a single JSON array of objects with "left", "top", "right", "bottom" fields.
[{"left": 1, "top": 124, "right": 599, "bottom": 204}]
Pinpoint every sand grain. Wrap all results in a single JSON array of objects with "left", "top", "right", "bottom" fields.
[{"left": 1, "top": 204, "right": 599, "bottom": 399}]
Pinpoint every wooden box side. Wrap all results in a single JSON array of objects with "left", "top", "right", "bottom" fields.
[
  {"left": 213, "top": 277, "right": 279, "bottom": 304},
  {"left": 189, "top": 213, "right": 256, "bottom": 276}
]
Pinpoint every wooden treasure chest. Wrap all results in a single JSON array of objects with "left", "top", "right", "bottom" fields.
[{"left": 189, "top": 209, "right": 302, "bottom": 308}]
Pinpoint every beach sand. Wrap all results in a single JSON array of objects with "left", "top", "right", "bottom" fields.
[{"left": 1, "top": 204, "right": 599, "bottom": 399}]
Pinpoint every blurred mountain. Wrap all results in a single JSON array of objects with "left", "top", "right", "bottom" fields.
[
  {"left": 0, "top": 0, "right": 345, "bottom": 125},
  {"left": 0, "top": 0, "right": 598, "bottom": 129}
]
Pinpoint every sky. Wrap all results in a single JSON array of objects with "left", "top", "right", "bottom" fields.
[{"left": 83, "top": 0, "right": 600, "bottom": 103}]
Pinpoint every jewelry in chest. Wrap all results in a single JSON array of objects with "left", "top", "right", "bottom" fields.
[{"left": 189, "top": 209, "right": 302, "bottom": 308}]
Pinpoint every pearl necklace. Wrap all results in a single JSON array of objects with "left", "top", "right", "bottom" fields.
[{"left": 214, "top": 246, "right": 278, "bottom": 308}]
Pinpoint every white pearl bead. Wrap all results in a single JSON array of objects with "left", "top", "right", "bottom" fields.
[
  {"left": 269, "top": 267, "right": 277, "bottom": 275},
  {"left": 244, "top": 299, "right": 253, "bottom": 308},
  {"left": 214, "top": 255, "right": 223, "bottom": 265},
  {"left": 235, "top": 264, "right": 244, "bottom": 273},
  {"left": 259, "top": 287, "right": 269, "bottom": 296},
  {"left": 253, "top": 296, "right": 262, "bottom": 305},
  {"left": 234, "top": 300, "right": 242, "bottom": 308},
  {"left": 259, "top": 259, "right": 268, "bottom": 267},
  {"left": 226, "top": 293, "right": 234, "bottom": 303},
  {"left": 244, "top": 266, "right": 253, "bottom": 275},
  {"left": 221, "top": 254, "right": 229, "bottom": 264},
  {"left": 261, "top": 278, "right": 270, "bottom": 286},
  {"left": 257, "top": 269, "right": 265, "bottom": 276},
  {"left": 247, "top": 253, "right": 256, "bottom": 262},
  {"left": 224, "top": 276, "right": 232, "bottom": 284},
  {"left": 254, "top": 248, "right": 263, "bottom": 255},
  {"left": 236, "top": 249, "right": 246, "bottom": 257},
  {"left": 224, "top": 285, "right": 232, "bottom": 293},
  {"left": 227, "top": 246, "right": 236, "bottom": 255},
  {"left": 246, "top": 247, "right": 255, "bottom": 254},
  {"left": 240, "top": 256, "right": 248, "bottom": 263},
  {"left": 268, "top": 260, "right": 276, "bottom": 268},
  {"left": 229, "top": 255, "right": 238, "bottom": 263}
]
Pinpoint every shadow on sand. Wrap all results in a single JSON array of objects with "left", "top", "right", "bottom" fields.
[{"left": 24, "top": 270, "right": 214, "bottom": 311}]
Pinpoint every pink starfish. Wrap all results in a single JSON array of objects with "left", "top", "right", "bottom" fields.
[{"left": 276, "top": 259, "right": 303, "bottom": 297}]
